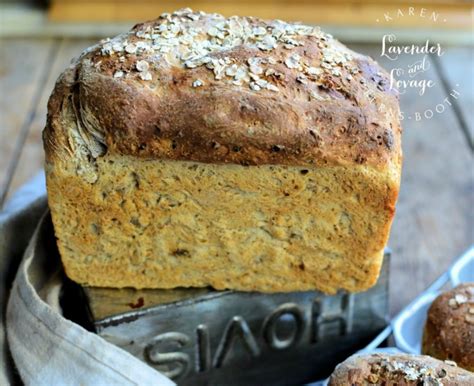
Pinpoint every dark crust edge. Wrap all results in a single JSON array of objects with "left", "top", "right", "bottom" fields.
[{"left": 43, "top": 15, "right": 402, "bottom": 171}]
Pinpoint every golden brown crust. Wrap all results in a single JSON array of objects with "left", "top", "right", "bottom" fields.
[
  {"left": 329, "top": 353, "right": 474, "bottom": 385},
  {"left": 422, "top": 284, "right": 474, "bottom": 372},
  {"left": 43, "top": 8, "right": 401, "bottom": 170}
]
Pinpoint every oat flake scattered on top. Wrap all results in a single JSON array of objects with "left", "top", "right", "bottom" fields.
[
  {"left": 97, "top": 8, "right": 360, "bottom": 96},
  {"left": 125, "top": 43, "right": 137, "bottom": 54},
  {"left": 455, "top": 294, "right": 468, "bottom": 304},
  {"left": 192, "top": 79, "right": 203, "bottom": 87},
  {"left": 139, "top": 71, "right": 152, "bottom": 81},
  {"left": 284, "top": 53, "right": 301, "bottom": 69},
  {"left": 136, "top": 60, "right": 149, "bottom": 72}
]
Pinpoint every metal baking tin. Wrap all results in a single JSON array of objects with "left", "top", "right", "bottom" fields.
[
  {"left": 79, "top": 252, "right": 391, "bottom": 385},
  {"left": 356, "top": 246, "right": 473, "bottom": 358}
]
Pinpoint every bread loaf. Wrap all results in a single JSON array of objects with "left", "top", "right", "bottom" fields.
[
  {"left": 329, "top": 353, "right": 474, "bottom": 385},
  {"left": 422, "top": 284, "right": 474, "bottom": 371},
  {"left": 43, "top": 8, "right": 402, "bottom": 292}
]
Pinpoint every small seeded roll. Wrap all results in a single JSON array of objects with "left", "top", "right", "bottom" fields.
[
  {"left": 329, "top": 353, "right": 474, "bottom": 385},
  {"left": 422, "top": 283, "right": 474, "bottom": 372}
]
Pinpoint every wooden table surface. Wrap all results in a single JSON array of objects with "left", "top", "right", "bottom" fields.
[{"left": 0, "top": 38, "right": 472, "bottom": 315}]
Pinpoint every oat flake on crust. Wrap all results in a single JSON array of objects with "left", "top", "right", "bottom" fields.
[{"left": 95, "top": 7, "right": 357, "bottom": 97}]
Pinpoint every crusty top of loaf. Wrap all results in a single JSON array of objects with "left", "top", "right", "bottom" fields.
[
  {"left": 329, "top": 353, "right": 474, "bottom": 385},
  {"left": 43, "top": 8, "right": 401, "bottom": 171},
  {"left": 424, "top": 284, "right": 474, "bottom": 369}
]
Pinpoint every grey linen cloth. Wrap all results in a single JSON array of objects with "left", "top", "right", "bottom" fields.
[
  {"left": 0, "top": 173, "right": 48, "bottom": 385},
  {"left": 1, "top": 173, "right": 175, "bottom": 386}
]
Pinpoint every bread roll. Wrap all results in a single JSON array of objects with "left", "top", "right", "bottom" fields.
[
  {"left": 43, "top": 8, "right": 402, "bottom": 292},
  {"left": 422, "top": 284, "right": 474, "bottom": 371},
  {"left": 329, "top": 353, "right": 474, "bottom": 385}
]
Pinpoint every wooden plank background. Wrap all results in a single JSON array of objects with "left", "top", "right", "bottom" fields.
[
  {"left": 0, "top": 37, "right": 472, "bottom": 315},
  {"left": 47, "top": 0, "right": 473, "bottom": 30},
  {"left": 0, "top": 39, "right": 55, "bottom": 204},
  {"left": 351, "top": 45, "right": 473, "bottom": 308},
  {"left": 5, "top": 39, "right": 97, "bottom": 199}
]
